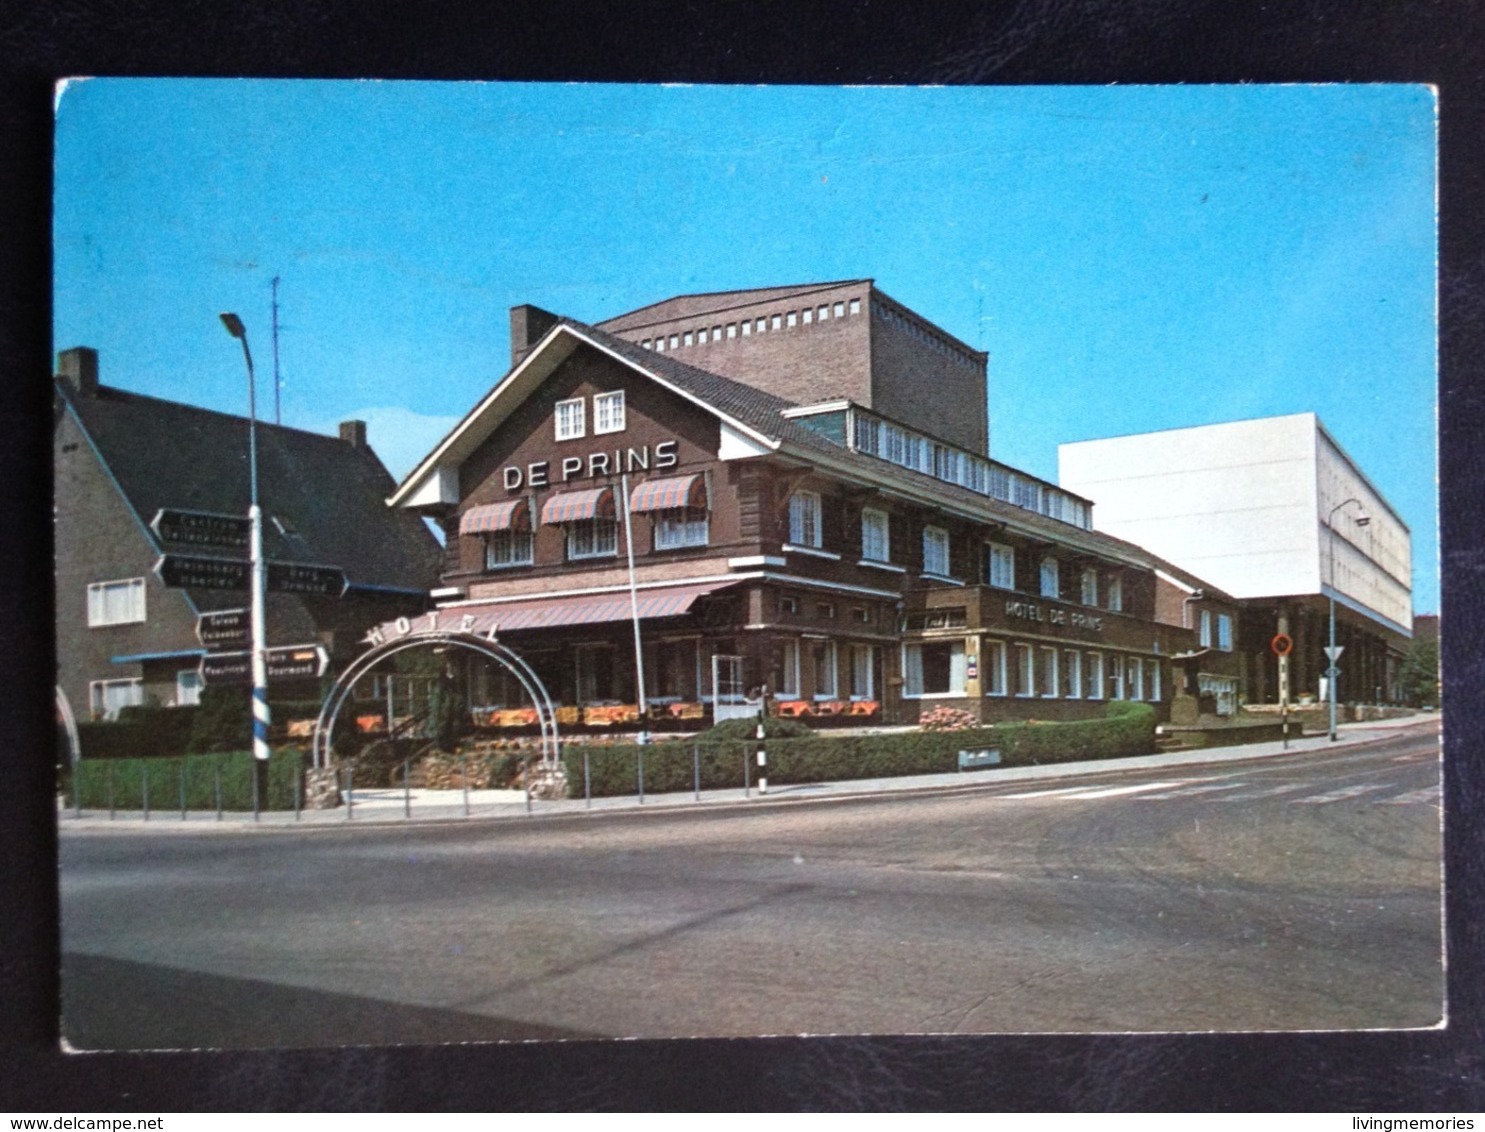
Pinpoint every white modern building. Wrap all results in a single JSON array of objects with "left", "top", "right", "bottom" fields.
[{"left": 1058, "top": 413, "right": 1412, "bottom": 706}]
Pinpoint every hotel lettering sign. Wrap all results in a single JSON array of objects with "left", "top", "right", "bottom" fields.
[
  {"left": 1004, "top": 599, "right": 1103, "bottom": 633},
  {"left": 502, "top": 439, "right": 678, "bottom": 492}
]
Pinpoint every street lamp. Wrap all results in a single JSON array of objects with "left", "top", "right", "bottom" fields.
[
  {"left": 220, "top": 312, "right": 271, "bottom": 810},
  {"left": 1324, "top": 497, "right": 1370, "bottom": 742}
]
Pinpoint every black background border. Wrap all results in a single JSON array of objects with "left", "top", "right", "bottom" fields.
[{"left": 3, "top": 0, "right": 1481, "bottom": 1112}]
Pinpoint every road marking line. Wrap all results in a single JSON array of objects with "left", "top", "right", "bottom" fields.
[
  {"left": 1000, "top": 780, "right": 1194, "bottom": 800},
  {"left": 1134, "top": 782, "right": 1251, "bottom": 800},
  {"left": 1291, "top": 783, "right": 1394, "bottom": 804},
  {"left": 1375, "top": 787, "right": 1441, "bottom": 805}
]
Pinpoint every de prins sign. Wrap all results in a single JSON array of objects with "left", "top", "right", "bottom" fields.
[{"left": 501, "top": 439, "right": 679, "bottom": 491}]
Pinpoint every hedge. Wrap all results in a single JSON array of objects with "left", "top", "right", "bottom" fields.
[
  {"left": 77, "top": 705, "right": 197, "bottom": 761},
  {"left": 562, "top": 702, "right": 1157, "bottom": 798},
  {"left": 67, "top": 749, "right": 306, "bottom": 812}
]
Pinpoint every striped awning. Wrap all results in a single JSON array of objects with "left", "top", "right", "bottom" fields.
[
  {"left": 436, "top": 580, "right": 736, "bottom": 633},
  {"left": 540, "top": 486, "right": 616, "bottom": 526},
  {"left": 459, "top": 498, "right": 531, "bottom": 535},
  {"left": 629, "top": 474, "right": 706, "bottom": 513}
]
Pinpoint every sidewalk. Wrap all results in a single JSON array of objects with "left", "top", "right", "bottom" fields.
[{"left": 57, "top": 713, "right": 1437, "bottom": 833}]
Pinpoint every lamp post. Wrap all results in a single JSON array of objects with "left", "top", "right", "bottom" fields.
[
  {"left": 1324, "top": 497, "right": 1370, "bottom": 742},
  {"left": 219, "top": 312, "right": 271, "bottom": 810}
]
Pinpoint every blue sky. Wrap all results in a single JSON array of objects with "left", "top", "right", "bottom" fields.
[{"left": 53, "top": 80, "right": 1438, "bottom": 612}]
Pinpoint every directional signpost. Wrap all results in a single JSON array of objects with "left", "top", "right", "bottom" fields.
[
  {"left": 266, "top": 561, "right": 348, "bottom": 597},
  {"left": 151, "top": 508, "right": 250, "bottom": 550},
  {"left": 157, "top": 554, "right": 347, "bottom": 597},
  {"left": 197, "top": 608, "right": 251, "bottom": 650},
  {"left": 200, "top": 644, "right": 330, "bottom": 687}
]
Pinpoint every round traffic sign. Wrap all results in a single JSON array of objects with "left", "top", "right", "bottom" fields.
[{"left": 1271, "top": 632, "right": 1293, "bottom": 657}]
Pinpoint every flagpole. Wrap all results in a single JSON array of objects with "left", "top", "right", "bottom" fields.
[{"left": 621, "top": 472, "right": 649, "bottom": 744}]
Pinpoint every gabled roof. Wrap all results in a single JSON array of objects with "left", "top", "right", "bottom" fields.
[
  {"left": 390, "top": 316, "right": 1202, "bottom": 574},
  {"left": 596, "top": 279, "right": 872, "bottom": 332},
  {"left": 58, "top": 379, "right": 441, "bottom": 593}
]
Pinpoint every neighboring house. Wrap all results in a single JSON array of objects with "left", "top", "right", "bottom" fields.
[
  {"left": 385, "top": 288, "right": 1223, "bottom": 729},
  {"left": 1059, "top": 414, "right": 1412, "bottom": 705},
  {"left": 54, "top": 347, "right": 442, "bottom": 720}
]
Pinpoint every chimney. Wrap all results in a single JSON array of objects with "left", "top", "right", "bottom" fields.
[
  {"left": 339, "top": 419, "right": 368, "bottom": 450},
  {"left": 509, "top": 304, "right": 560, "bottom": 368},
  {"left": 57, "top": 347, "right": 99, "bottom": 397}
]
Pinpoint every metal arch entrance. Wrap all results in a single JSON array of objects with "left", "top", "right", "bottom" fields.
[{"left": 311, "top": 631, "right": 559, "bottom": 770}]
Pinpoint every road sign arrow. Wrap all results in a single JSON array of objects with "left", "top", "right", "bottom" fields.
[
  {"left": 266, "top": 561, "right": 348, "bottom": 597},
  {"left": 197, "top": 608, "right": 251, "bottom": 649},
  {"left": 156, "top": 554, "right": 250, "bottom": 591},
  {"left": 151, "top": 508, "right": 250, "bottom": 550}
]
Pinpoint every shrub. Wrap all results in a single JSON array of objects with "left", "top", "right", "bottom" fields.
[
  {"left": 560, "top": 705, "right": 1158, "bottom": 799},
  {"left": 78, "top": 705, "right": 197, "bottom": 761},
  {"left": 69, "top": 748, "right": 306, "bottom": 811}
]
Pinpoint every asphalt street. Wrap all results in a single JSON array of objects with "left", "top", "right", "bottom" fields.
[{"left": 59, "top": 720, "right": 1442, "bottom": 1048}]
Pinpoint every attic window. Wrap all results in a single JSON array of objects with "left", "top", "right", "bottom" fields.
[{"left": 593, "top": 390, "right": 626, "bottom": 435}]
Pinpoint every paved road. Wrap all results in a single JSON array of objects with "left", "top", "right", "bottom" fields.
[{"left": 60, "top": 721, "right": 1442, "bottom": 1048}]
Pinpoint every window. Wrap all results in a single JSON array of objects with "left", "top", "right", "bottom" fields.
[
  {"left": 849, "top": 298, "right": 861, "bottom": 315},
  {"left": 1199, "top": 609, "right": 1213, "bottom": 648},
  {"left": 712, "top": 325, "right": 722, "bottom": 340},
  {"left": 1107, "top": 654, "right": 1126, "bottom": 700},
  {"left": 812, "top": 640, "right": 838, "bottom": 699},
  {"left": 847, "top": 644, "right": 876, "bottom": 699},
  {"left": 593, "top": 390, "right": 625, "bottom": 435},
  {"left": 654, "top": 509, "right": 708, "bottom": 550},
  {"left": 1040, "top": 647, "right": 1059, "bottom": 698},
  {"left": 923, "top": 526, "right": 950, "bottom": 576},
  {"left": 653, "top": 338, "right": 665, "bottom": 352},
  {"left": 780, "top": 594, "right": 801, "bottom": 616},
  {"left": 1040, "top": 557, "right": 1060, "bottom": 599},
  {"left": 740, "top": 321, "right": 751, "bottom": 336},
  {"left": 669, "top": 334, "right": 679, "bottom": 349},
  {"left": 1013, "top": 644, "right": 1035, "bottom": 697},
  {"left": 786, "top": 310, "right": 797, "bottom": 327},
  {"left": 802, "top": 308, "right": 812, "bottom": 324},
  {"left": 1081, "top": 568, "right": 1099, "bottom": 606},
  {"left": 788, "top": 491, "right": 822, "bottom": 547},
  {"left": 1062, "top": 650, "right": 1082, "bottom": 699},
  {"left": 566, "top": 517, "right": 618, "bottom": 559},
  {"left": 772, "top": 639, "right": 800, "bottom": 696},
  {"left": 771, "top": 314, "right": 783, "bottom": 330},
  {"left": 88, "top": 578, "right": 146, "bottom": 627},
  {"left": 684, "top": 331, "right": 694, "bottom": 346},
  {"left": 697, "top": 328, "right": 708, "bottom": 344},
  {"left": 554, "top": 397, "right": 586, "bottom": 440},
  {"left": 903, "top": 640, "right": 966, "bottom": 696},
  {"left": 654, "top": 639, "right": 699, "bottom": 701},
  {"left": 176, "top": 668, "right": 203, "bottom": 707},
  {"left": 818, "top": 305, "right": 830, "bottom": 321},
  {"left": 1107, "top": 575, "right": 1124, "bottom": 613},
  {"left": 1217, "top": 613, "right": 1233, "bottom": 651},
  {"left": 574, "top": 643, "right": 617, "bottom": 702},
  {"left": 486, "top": 529, "right": 535, "bottom": 569},
  {"left": 815, "top": 602, "right": 836, "bottom": 620},
  {"left": 861, "top": 507, "right": 890, "bottom": 562},
  {"left": 727, "top": 323, "right": 737, "bottom": 339},
  {"left": 852, "top": 606, "right": 872, "bottom": 624},
  {"left": 1085, "top": 652, "right": 1105, "bottom": 700},
  {"left": 983, "top": 640, "right": 1008, "bottom": 696},
  {"left": 1128, "top": 657, "right": 1145, "bottom": 701},
  {"left": 833, "top": 301, "right": 845, "bottom": 318},
  {"left": 987, "top": 543, "right": 1015, "bottom": 590},
  {"left": 1150, "top": 661, "right": 1163, "bottom": 702},
  {"left": 89, "top": 678, "right": 142, "bottom": 720}
]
